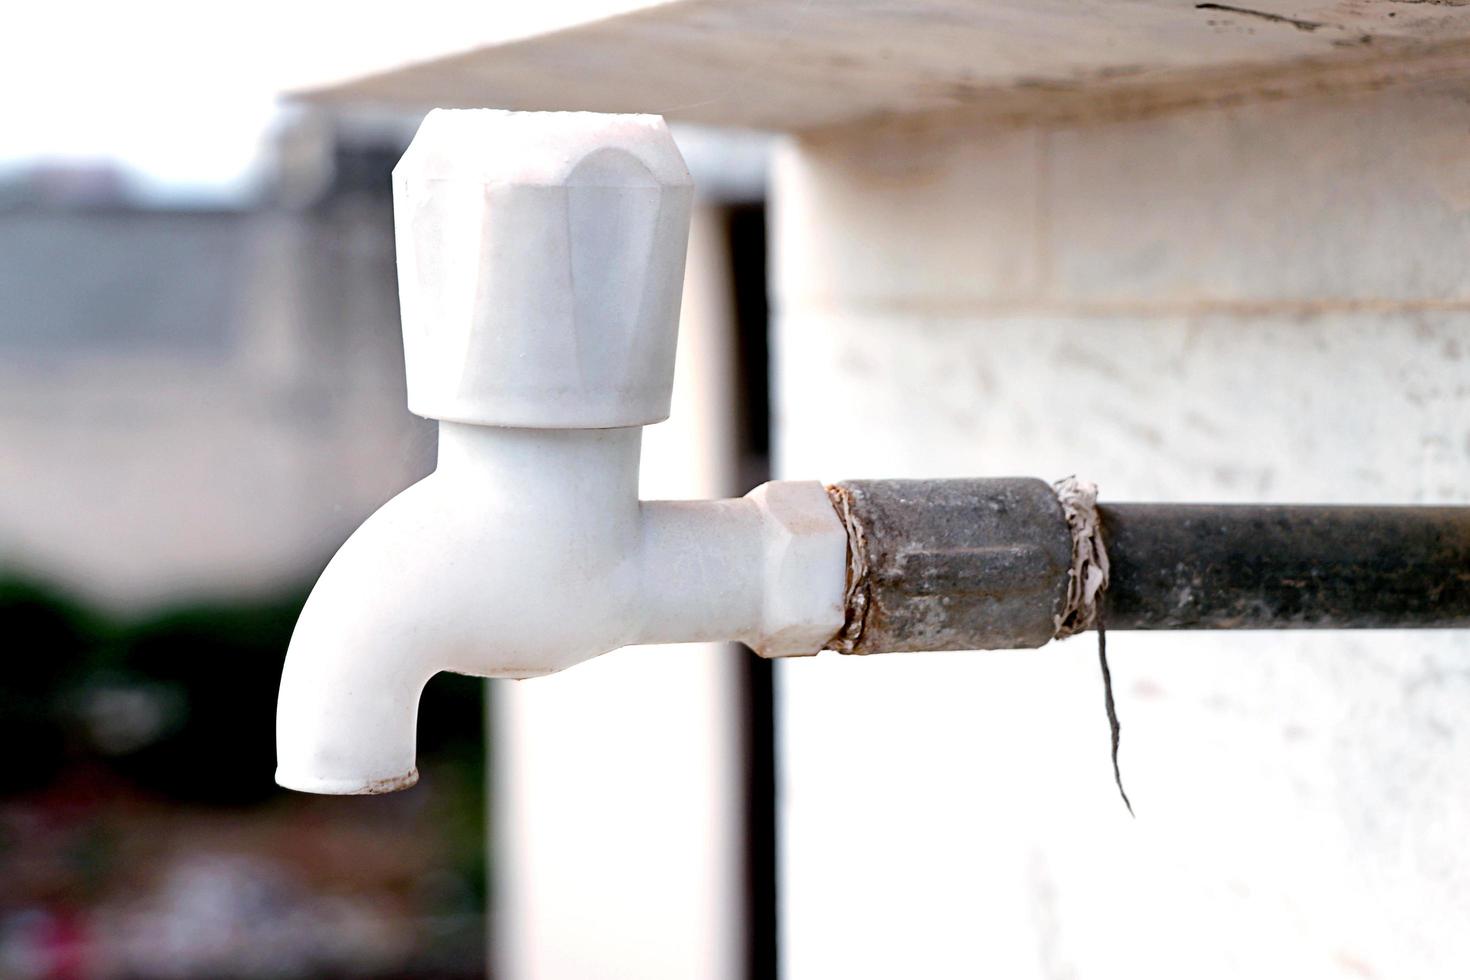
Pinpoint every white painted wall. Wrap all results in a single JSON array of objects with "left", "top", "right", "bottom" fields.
[{"left": 772, "top": 83, "right": 1470, "bottom": 979}]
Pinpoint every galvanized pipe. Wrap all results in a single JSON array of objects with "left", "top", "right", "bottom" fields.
[
  {"left": 1099, "top": 503, "right": 1470, "bottom": 631},
  {"left": 826, "top": 479, "right": 1470, "bottom": 654}
]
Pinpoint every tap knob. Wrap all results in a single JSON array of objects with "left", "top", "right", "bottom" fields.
[{"left": 392, "top": 109, "right": 694, "bottom": 429}]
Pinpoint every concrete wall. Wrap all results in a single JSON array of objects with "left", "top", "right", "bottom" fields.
[{"left": 772, "top": 83, "right": 1470, "bottom": 978}]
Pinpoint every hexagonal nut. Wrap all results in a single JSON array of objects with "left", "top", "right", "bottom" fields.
[{"left": 746, "top": 481, "right": 848, "bottom": 657}]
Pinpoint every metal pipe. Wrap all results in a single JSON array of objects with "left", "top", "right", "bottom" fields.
[
  {"left": 826, "top": 479, "right": 1470, "bottom": 654},
  {"left": 827, "top": 479, "right": 1072, "bottom": 653},
  {"left": 1099, "top": 503, "right": 1470, "bottom": 630}
]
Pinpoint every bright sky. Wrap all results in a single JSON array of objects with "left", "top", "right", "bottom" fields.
[
  {"left": 0, "top": 1, "right": 664, "bottom": 202},
  {"left": 2, "top": 3, "right": 300, "bottom": 202}
]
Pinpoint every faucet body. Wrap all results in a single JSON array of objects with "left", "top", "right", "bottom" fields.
[
  {"left": 277, "top": 423, "right": 844, "bottom": 794},
  {"left": 276, "top": 110, "right": 846, "bottom": 794}
]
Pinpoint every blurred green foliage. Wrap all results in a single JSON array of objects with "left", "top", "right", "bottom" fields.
[{"left": 0, "top": 575, "right": 485, "bottom": 807}]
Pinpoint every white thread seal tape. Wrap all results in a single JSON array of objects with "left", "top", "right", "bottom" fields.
[{"left": 1053, "top": 476, "right": 1110, "bottom": 639}]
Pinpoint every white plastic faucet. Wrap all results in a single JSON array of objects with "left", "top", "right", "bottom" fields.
[{"left": 275, "top": 110, "right": 848, "bottom": 795}]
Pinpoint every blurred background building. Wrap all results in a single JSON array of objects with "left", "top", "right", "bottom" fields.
[
  {"left": 0, "top": 113, "right": 426, "bottom": 608},
  {"left": 0, "top": 106, "right": 493, "bottom": 976}
]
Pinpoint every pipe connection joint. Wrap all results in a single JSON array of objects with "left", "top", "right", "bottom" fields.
[{"left": 275, "top": 111, "right": 847, "bottom": 795}]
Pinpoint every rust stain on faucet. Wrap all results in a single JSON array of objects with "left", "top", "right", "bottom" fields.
[{"left": 358, "top": 770, "right": 421, "bottom": 795}]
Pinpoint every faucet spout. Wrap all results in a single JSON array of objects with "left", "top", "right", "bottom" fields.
[
  {"left": 276, "top": 424, "right": 845, "bottom": 794},
  {"left": 276, "top": 424, "right": 647, "bottom": 793},
  {"left": 274, "top": 475, "right": 443, "bottom": 794}
]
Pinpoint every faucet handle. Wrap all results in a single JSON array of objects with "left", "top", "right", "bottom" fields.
[{"left": 392, "top": 110, "right": 694, "bottom": 428}]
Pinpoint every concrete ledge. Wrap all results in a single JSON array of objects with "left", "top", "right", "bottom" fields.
[{"left": 294, "top": 0, "right": 1470, "bottom": 131}]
